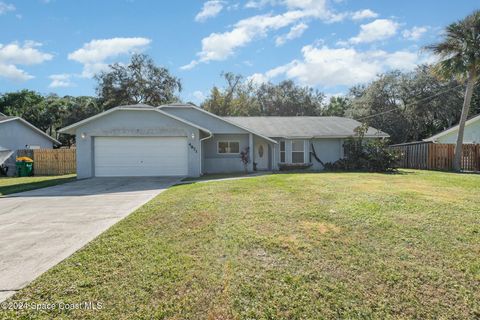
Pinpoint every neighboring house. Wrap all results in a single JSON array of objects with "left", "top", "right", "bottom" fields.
[
  {"left": 424, "top": 114, "right": 480, "bottom": 144},
  {"left": 0, "top": 114, "right": 60, "bottom": 176},
  {"left": 59, "top": 104, "right": 388, "bottom": 178}
]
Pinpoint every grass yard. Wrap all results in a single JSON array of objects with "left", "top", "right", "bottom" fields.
[
  {"left": 181, "top": 172, "right": 265, "bottom": 182},
  {"left": 0, "top": 174, "right": 76, "bottom": 196},
  {"left": 2, "top": 170, "right": 479, "bottom": 319}
]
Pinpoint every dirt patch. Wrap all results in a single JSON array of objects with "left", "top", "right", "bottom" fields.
[{"left": 300, "top": 221, "right": 341, "bottom": 235}]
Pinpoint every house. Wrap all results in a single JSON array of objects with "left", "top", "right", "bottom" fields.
[
  {"left": 59, "top": 104, "right": 388, "bottom": 178},
  {"left": 0, "top": 114, "right": 60, "bottom": 176},
  {"left": 424, "top": 114, "right": 480, "bottom": 144}
]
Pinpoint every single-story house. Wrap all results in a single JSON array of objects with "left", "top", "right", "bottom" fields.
[
  {"left": 59, "top": 104, "right": 388, "bottom": 178},
  {"left": 424, "top": 114, "right": 480, "bottom": 144},
  {"left": 0, "top": 114, "right": 60, "bottom": 176}
]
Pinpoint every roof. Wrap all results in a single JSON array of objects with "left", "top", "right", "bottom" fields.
[
  {"left": 59, "top": 104, "right": 212, "bottom": 136},
  {"left": 0, "top": 115, "right": 17, "bottom": 122},
  {"left": 158, "top": 104, "right": 278, "bottom": 144},
  {"left": 424, "top": 114, "right": 480, "bottom": 142},
  {"left": 0, "top": 115, "right": 61, "bottom": 145},
  {"left": 224, "top": 116, "right": 389, "bottom": 139},
  {"left": 390, "top": 141, "right": 432, "bottom": 147}
]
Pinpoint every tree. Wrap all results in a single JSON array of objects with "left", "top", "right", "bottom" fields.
[
  {"left": 95, "top": 53, "right": 182, "bottom": 109},
  {"left": 202, "top": 73, "right": 324, "bottom": 116},
  {"left": 346, "top": 67, "right": 464, "bottom": 144},
  {"left": 256, "top": 80, "right": 324, "bottom": 116},
  {"left": 0, "top": 90, "right": 45, "bottom": 128},
  {"left": 202, "top": 73, "right": 260, "bottom": 116},
  {"left": 425, "top": 10, "right": 480, "bottom": 171},
  {"left": 57, "top": 96, "right": 103, "bottom": 146},
  {"left": 0, "top": 91, "right": 103, "bottom": 146},
  {"left": 322, "top": 96, "right": 349, "bottom": 116}
]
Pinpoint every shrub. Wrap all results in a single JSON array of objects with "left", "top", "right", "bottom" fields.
[{"left": 324, "top": 124, "right": 399, "bottom": 172}]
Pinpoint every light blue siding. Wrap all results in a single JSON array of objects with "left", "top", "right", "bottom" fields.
[
  {"left": 310, "top": 139, "right": 343, "bottom": 170},
  {"left": 0, "top": 120, "right": 54, "bottom": 176},
  {"left": 272, "top": 138, "right": 344, "bottom": 170},
  {"left": 203, "top": 134, "right": 249, "bottom": 173},
  {"left": 162, "top": 107, "right": 248, "bottom": 134},
  {"left": 435, "top": 120, "right": 480, "bottom": 144},
  {"left": 74, "top": 109, "right": 202, "bottom": 178}
]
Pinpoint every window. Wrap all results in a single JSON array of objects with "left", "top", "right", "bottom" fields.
[
  {"left": 291, "top": 140, "right": 305, "bottom": 163},
  {"left": 280, "top": 141, "right": 286, "bottom": 163},
  {"left": 218, "top": 141, "right": 240, "bottom": 154}
]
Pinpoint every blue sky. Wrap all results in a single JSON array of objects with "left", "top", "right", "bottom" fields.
[{"left": 0, "top": 0, "right": 478, "bottom": 104}]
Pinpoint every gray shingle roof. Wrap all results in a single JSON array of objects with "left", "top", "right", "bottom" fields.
[
  {"left": 0, "top": 115, "right": 17, "bottom": 122},
  {"left": 224, "top": 116, "right": 389, "bottom": 138}
]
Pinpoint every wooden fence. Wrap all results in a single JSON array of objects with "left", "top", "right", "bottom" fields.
[
  {"left": 17, "top": 148, "right": 76, "bottom": 176},
  {"left": 390, "top": 142, "right": 480, "bottom": 172}
]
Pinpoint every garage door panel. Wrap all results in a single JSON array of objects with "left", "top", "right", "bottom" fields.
[{"left": 94, "top": 137, "right": 188, "bottom": 177}]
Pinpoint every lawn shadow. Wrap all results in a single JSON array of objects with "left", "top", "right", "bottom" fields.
[{"left": 0, "top": 176, "right": 76, "bottom": 196}]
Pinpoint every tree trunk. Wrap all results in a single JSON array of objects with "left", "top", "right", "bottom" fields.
[{"left": 453, "top": 70, "right": 476, "bottom": 171}]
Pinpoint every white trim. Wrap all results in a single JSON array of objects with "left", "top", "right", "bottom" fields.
[
  {"left": 159, "top": 104, "right": 278, "bottom": 144},
  {"left": 279, "top": 140, "right": 286, "bottom": 163},
  {"left": 199, "top": 131, "right": 213, "bottom": 176},
  {"left": 291, "top": 139, "right": 305, "bottom": 164},
  {"left": 217, "top": 140, "right": 240, "bottom": 155},
  {"left": 424, "top": 114, "right": 480, "bottom": 142},
  {"left": 58, "top": 106, "right": 212, "bottom": 136},
  {"left": 0, "top": 117, "right": 61, "bottom": 145}
]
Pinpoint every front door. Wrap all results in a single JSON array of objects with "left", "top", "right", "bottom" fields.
[{"left": 255, "top": 142, "right": 269, "bottom": 170}]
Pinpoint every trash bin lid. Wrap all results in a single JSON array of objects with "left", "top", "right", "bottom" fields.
[{"left": 16, "top": 156, "right": 33, "bottom": 162}]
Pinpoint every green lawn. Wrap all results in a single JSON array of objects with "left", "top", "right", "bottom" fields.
[
  {"left": 3, "top": 170, "right": 480, "bottom": 319},
  {"left": 0, "top": 174, "right": 76, "bottom": 196},
  {"left": 181, "top": 172, "right": 260, "bottom": 182}
]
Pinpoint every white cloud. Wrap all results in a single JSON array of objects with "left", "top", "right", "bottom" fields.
[
  {"left": 250, "top": 44, "right": 427, "bottom": 87},
  {"left": 275, "top": 22, "right": 308, "bottom": 46},
  {"left": 182, "top": 0, "right": 341, "bottom": 69},
  {"left": 0, "top": 2, "right": 15, "bottom": 14},
  {"left": 248, "top": 63, "right": 293, "bottom": 84},
  {"left": 0, "top": 41, "right": 53, "bottom": 81},
  {"left": 351, "top": 9, "right": 378, "bottom": 21},
  {"left": 180, "top": 60, "right": 199, "bottom": 71},
  {"left": 68, "top": 37, "right": 151, "bottom": 77},
  {"left": 192, "top": 90, "right": 206, "bottom": 103},
  {"left": 349, "top": 19, "right": 399, "bottom": 44},
  {"left": 195, "top": 0, "right": 224, "bottom": 22},
  {"left": 402, "top": 26, "right": 428, "bottom": 40},
  {"left": 0, "top": 64, "right": 33, "bottom": 81},
  {"left": 248, "top": 73, "right": 270, "bottom": 85},
  {"left": 245, "top": 0, "right": 277, "bottom": 9},
  {"left": 48, "top": 73, "right": 74, "bottom": 88}
]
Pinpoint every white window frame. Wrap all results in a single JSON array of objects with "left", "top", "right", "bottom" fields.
[
  {"left": 280, "top": 140, "right": 286, "bottom": 163},
  {"left": 217, "top": 140, "right": 240, "bottom": 154},
  {"left": 291, "top": 140, "right": 305, "bottom": 163}
]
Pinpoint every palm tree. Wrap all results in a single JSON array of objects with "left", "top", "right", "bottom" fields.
[{"left": 425, "top": 10, "right": 480, "bottom": 171}]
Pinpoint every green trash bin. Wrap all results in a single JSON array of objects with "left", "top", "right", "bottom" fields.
[{"left": 16, "top": 157, "right": 34, "bottom": 177}]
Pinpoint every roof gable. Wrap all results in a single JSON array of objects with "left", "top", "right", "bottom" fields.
[
  {"left": 159, "top": 104, "right": 277, "bottom": 143},
  {"left": 0, "top": 116, "right": 60, "bottom": 145},
  {"left": 425, "top": 114, "right": 480, "bottom": 142},
  {"left": 59, "top": 104, "right": 212, "bottom": 136}
]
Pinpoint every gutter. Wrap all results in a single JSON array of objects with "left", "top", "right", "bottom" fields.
[{"left": 199, "top": 132, "right": 213, "bottom": 176}]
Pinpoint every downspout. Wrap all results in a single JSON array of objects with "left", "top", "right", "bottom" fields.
[{"left": 199, "top": 132, "right": 213, "bottom": 176}]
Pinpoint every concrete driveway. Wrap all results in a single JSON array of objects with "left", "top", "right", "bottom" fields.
[{"left": 0, "top": 177, "right": 179, "bottom": 302}]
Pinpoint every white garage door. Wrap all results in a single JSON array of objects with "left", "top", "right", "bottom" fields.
[{"left": 94, "top": 136, "right": 188, "bottom": 177}]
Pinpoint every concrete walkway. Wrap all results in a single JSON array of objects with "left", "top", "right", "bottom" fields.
[{"left": 0, "top": 177, "right": 179, "bottom": 302}]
